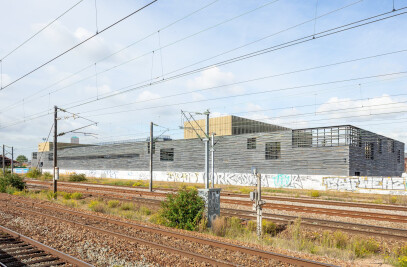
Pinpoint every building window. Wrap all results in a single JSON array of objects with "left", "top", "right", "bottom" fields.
[
  {"left": 265, "top": 142, "right": 280, "bottom": 160},
  {"left": 365, "top": 143, "right": 374, "bottom": 160},
  {"left": 378, "top": 138, "right": 382, "bottom": 154},
  {"left": 247, "top": 138, "right": 256, "bottom": 149},
  {"left": 147, "top": 142, "right": 155, "bottom": 154},
  {"left": 160, "top": 148, "right": 174, "bottom": 161},
  {"left": 48, "top": 153, "right": 53, "bottom": 161},
  {"left": 388, "top": 140, "right": 395, "bottom": 153},
  {"left": 355, "top": 172, "right": 360, "bottom": 176},
  {"left": 398, "top": 150, "right": 401, "bottom": 163},
  {"left": 32, "top": 152, "right": 37, "bottom": 159}
]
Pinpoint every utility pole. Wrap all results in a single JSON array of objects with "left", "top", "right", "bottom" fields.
[
  {"left": 53, "top": 106, "right": 58, "bottom": 197},
  {"left": 2, "top": 145, "right": 5, "bottom": 175},
  {"left": 149, "top": 122, "right": 153, "bottom": 192},
  {"left": 256, "top": 172, "right": 262, "bottom": 237},
  {"left": 11, "top": 147, "right": 13, "bottom": 174},
  {"left": 250, "top": 168, "right": 265, "bottom": 237},
  {"left": 204, "top": 111, "right": 210, "bottom": 189},
  {"left": 211, "top": 133, "right": 215, "bottom": 188}
]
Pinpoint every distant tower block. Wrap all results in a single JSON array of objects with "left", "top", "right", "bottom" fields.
[{"left": 71, "top": 136, "right": 79, "bottom": 144}]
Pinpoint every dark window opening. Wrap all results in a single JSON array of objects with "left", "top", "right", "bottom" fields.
[
  {"left": 398, "top": 150, "right": 401, "bottom": 163},
  {"left": 247, "top": 138, "right": 256, "bottom": 149},
  {"left": 58, "top": 154, "right": 140, "bottom": 160},
  {"left": 160, "top": 148, "right": 174, "bottom": 161},
  {"left": 147, "top": 142, "right": 155, "bottom": 154},
  {"left": 32, "top": 152, "right": 37, "bottom": 159},
  {"left": 265, "top": 142, "right": 280, "bottom": 160},
  {"left": 355, "top": 172, "right": 361, "bottom": 176},
  {"left": 365, "top": 142, "right": 374, "bottom": 160},
  {"left": 48, "top": 153, "right": 53, "bottom": 161},
  {"left": 378, "top": 138, "right": 382, "bottom": 154}
]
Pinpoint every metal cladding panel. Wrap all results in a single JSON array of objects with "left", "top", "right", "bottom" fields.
[{"left": 31, "top": 128, "right": 404, "bottom": 177}]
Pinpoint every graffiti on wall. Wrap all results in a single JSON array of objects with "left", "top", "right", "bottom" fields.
[
  {"left": 323, "top": 177, "right": 406, "bottom": 191},
  {"left": 166, "top": 172, "right": 203, "bottom": 183}
]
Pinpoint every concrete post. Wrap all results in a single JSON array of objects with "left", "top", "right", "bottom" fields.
[{"left": 198, "top": 188, "right": 221, "bottom": 227}]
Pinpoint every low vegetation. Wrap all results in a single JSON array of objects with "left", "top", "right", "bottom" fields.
[
  {"left": 159, "top": 187, "right": 205, "bottom": 230},
  {"left": 68, "top": 173, "right": 87, "bottom": 182},
  {"left": 0, "top": 173, "right": 26, "bottom": 193},
  {"left": 25, "top": 168, "right": 41, "bottom": 178}
]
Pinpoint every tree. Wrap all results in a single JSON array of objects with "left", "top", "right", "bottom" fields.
[{"left": 16, "top": 155, "right": 27, "bottom": 163}]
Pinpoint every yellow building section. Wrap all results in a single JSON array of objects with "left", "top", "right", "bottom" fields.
[
  {"left": 184, "top": 115, "right": 232, "bottom": 139},
  {"left": 38, "top": 142, "right": 83, "bottom": 152},
  {"left": 183, "top": 115, "right": 290, "bottom": 139}
]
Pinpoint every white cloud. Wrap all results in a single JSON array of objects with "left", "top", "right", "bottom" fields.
[
  {"left": 187, "top": 66, "right": 244, "bottom": 94},
  {"left": 0, "top": 73, "right": 11, "bottom": 86},
  {"left": 317, "top": 95, "right": 407, "bottom": 121},
  {"left": 136, "top": 90, "right": 160, "bottom": 102}
]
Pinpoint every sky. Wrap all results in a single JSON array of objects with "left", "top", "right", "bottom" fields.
[{"left": 0, "top": 0, "right": 407, "bottom": 159}]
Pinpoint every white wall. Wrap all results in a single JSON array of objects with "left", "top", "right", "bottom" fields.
[{"left": 43, "top": 168, "right": 407, "bottom": 195}]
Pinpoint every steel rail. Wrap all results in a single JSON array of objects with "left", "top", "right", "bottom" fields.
[
  {"left": 0, "top": 224, "right": 93, "bottom": 267},
  {"left": 27, "top": 180, "right": 407, "bottom": 212},
  {"left": 0, "top": 195, "right": 335, "bottom": 267},
  {"left": 4, "top": 205, "right": 235, "bottom": 267}
]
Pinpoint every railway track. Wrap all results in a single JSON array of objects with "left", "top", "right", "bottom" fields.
[
  {"left": 20, "top": 185, "right": 407, "bottom": 240},
  {"left": 0, "top": 194, "right": 335, "bottom": 267},
  {"left": 26, "top": 180, "right": 407, "bottom": 224},
  {"left": 0, "top": 224, "right": 92, "bottom": 267}
]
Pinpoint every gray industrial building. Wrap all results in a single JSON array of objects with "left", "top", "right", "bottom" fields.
[{"left": 31, "top": 116, "right": 405, "bottom": 177}]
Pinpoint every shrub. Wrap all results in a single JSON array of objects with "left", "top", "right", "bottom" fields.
[
  {"left": 140, "top": 206, "right": 151, "bottom": 216},
  {"left": 120, "top": 202, "right": 134, "bottom": 211},
  {"left": 149, "top": 212, "right": 168, "bottom": 225},
  {"left": 132, "top": 180, "right": 147, "bottom": 187},
  {"left": 0, "top": 173, "right": 26, "bottom": 192},
  {"left": 108, "top": 200, "right": 121, "bottom": 208},
  {"left": 262, "top": 220, "right": 277, "bottom": 235},
  {"left": 71, "top": 192, "right": 83, "bottom": 200},
  {"left": 26, "top": 168, "right": 41, "bottom": 178},
  {"left": 399, "top": 256, "right": 407, "bottom": 267},
  {"left": 333, "top": 231, "right": 349, "bottom": 249},
  {"left": 390, "top": 195, "right": 398, "bottom": 204},
  {"left": 160, "top": 187, "right": 205, "bottom": 231},
  {"left": 353, "top": 238, "right": 380, "bottom": 257},
  {"left": 89, "top": 200, "right": 106, "bottom": 213},
  {"left": 310, "top": 190, "right": 320, "bottom": 198},
  {"left": 42, "top": 172, "right": 52, "bottom": 180},
  {"left": 62, "top": 193, "right": 72, "bottom": 200},
  {"left": 62, "top": 199, "right": 78, "bottom": 208},
  {"left": 211, "top": 216, "right": 228, "bottom": 237},
  {"left": 247, "top": 220, "right": 257, "bottom": 232},
  {"left": 68, "top": 173, "right": 86, "bottom": 182}
]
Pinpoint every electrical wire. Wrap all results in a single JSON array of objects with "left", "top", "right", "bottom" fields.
[
  {"left": 0, "top": 0, "right": 84, "bottom": 62},
  {"left": 0, "top": 0, "right": 159, "bottom": 91}
]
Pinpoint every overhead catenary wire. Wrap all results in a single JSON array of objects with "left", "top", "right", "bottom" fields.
[
  {"left": 0, "top": 0, "right": 353, "bottom": 113},
  {"left": 0, "top": 0, "right": 84, "bottom": 62},
  {"left": 0, "top": 0, "right": 220, "bottom": 113},
  {"left": 61, "top": 7, "right": 407, "bottom": 111},
  {"left": 0, "top": 0, "right": 159, "bottom": 91},
  {"left": 1, "top": 68, "right": 406, "bottom": 130}
]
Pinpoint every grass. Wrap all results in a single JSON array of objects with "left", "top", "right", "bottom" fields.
[{"left": 7, "top": 187, "right": 407, "bottom": 265}]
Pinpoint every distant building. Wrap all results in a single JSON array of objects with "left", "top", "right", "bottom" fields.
[
  {"left": 184, "top": 115, "right": 289, "bottom": 139},
  {"left": 71, "top": 136, "right": 79, "bottom": 144},
  {"left": 31, "top": 116, "right": 405, "bottom": 177}
]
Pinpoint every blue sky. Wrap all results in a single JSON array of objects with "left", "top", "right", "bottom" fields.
[{"left": 0, "top": 0, "right": 406, "bottom": 158}]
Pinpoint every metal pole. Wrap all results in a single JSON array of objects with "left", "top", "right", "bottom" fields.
[
  {"left": 257, "top": 172, "right": 262, "bottom": 237},
  {"left": 205, "top": 111, "right": 210, "bottom": 189},
  {"left": 211, "top": 133, "right": 215, "bottom": 188},
  {"left": 11, "top": 147, "right": 13, "bottom": 174},
  {"left": 53, "top": 106, "right": 58, "bottom": 198},
  {"left": 149, "top": 122, "right": 153, "bottom": 192},
  {"left": 2, "top": 145, "right": 5, "bottom": 175}
]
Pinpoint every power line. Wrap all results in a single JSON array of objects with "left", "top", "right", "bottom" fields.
[
  {"left": 0, "top": 0, "right": 159, "bottom": 91},
  {"left": 0, "top": 0, "right": 84, "bottom": 62},
  {"left": 0, "top": 0, "right": 354, "bottom": 113},
  {"left": 74, "top": 49, "right": 407, "bottom": 114},
  {"left": 62, "top": 6, "right": 407, "bottom": 110},
  {"left": 0, "top": 0, "right": 220, "bottom": 113}
]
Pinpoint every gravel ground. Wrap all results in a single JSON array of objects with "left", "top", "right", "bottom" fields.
[{"left": 0, "top": 194, "right": 315, "bottom": 267}]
